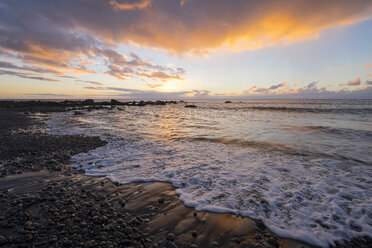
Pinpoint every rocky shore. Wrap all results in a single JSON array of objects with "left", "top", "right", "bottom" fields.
[{"left": 0, "top": 102, "right": 369, "bottom": 247}]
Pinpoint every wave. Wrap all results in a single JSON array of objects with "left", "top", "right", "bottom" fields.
[
  {"left": 245, "top": 106, "right": 372, "bottom": 114},
  {"left": 185, "top": 137, "right": 306, "bottom": 156},
  {"left": 186, "top": 136, "right": 371, "bottom": 166},
  {"left": 202, "top": 105, "right": 372, "bottom": 114}
]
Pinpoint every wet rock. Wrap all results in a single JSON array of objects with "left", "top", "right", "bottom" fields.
[
  {"left": 124, "top": 227, "right": 132, "bottom": 234},
  {"left": 232, "top": 238, "right": 241, "bottom": 244},
  {"left": 122, "top": 239, "right": 131, "bottom": 245},
  {"left": 267, "top": 238, "right": 279, "bottom": 247},
  {"left": 185, "top": 105, "right": 197, "bottom": 108},
  {"left": 168, "top": 242, "right": 178, "bottom": 248},
  {"left": 74, "top": 111, "right": 83, "bottom": 115},
  {"left": 0, "top": 236, "right": 6, "bottom": 245},
  {"left": 167, "top": 233, "right": 176, "bottom": 241}
]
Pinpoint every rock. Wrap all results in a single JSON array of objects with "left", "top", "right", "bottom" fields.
[
  {"left": 167, "top": 233, "right": 176, "bottom": 241},
  {"left": 185, "top": 105, "right": 197, "bottom": 108},
  {"left": 0, "top": 236, "right": 6, "bottom": 245},
  {"left": 255, "top": 234, "right": 262, "bottom": 240},
  {"left": 74, "top": 111, "right": 83, "bottom": 115},
  {"left": 158, "top": 198, "right": 165, "bottom": 204},
  {"left": 193, "top": 212, "right": 197, "bottom": 217},
  {"left": 225, "top": 101, "right": 232, "bottom": 103},
  {"left": 255, "top": 219, "right": 266, "bottom": 231},
  {"left": 82, "top": 99, "right": 94, "bottom": 105},
  {"left": 232, "top": 238, "right": 241, "bottom": 244},
  {"left": 122, "top": 239, "right": 131, "bottom": 245},
  {"left": 124, "top": 227, "right": 132, "bottom": 234},
  {"left": 267, "top": 238, "right": 279, "bottom": 247},
  {"left": 168, "top": 242, "right": 178, "bottom": 248},
  {"left": 192, "top": 231, "right": 197, "bottom": 237}
]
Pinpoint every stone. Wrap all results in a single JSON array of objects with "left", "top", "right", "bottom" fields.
[
  {"left": 267, "top": 238, "right": 279, "bottom": 247},
  {"left": 167, "top": 233, "right": 176, "bottom": 241},
  {"left": 124, "top": 227, "right": 132, "bottom": 234}
]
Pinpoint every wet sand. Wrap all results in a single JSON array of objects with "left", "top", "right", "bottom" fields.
[{"left": 0, "top": 103, "right": 368, "bottom": 247}]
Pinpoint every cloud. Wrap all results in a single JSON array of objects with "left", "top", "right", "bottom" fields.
[
  {"left": 0, "top": 60, "right": 61, "bottom": 75},
  {"left": 244, "top": 81, "right": 289, "bottom": 95},
  {"left": 1, "top": 0, "right": 372, "bottom": 56},
  {"left": 364, "top": 63, "right": 372, "bottom": 69},
  {"left": 366, "top": 73, "right": 372, "bottom": 78},
  {"left": 0, "top": 69, "right": 59, "bottom": 82},
  {"left": 76, "top": 80, "right": 104, "bottom": 86},
  {"left": 85, "top": 86, "right": 144, "bottom": 93},
  {"left": 307, "top": 81, "right": 318, "bottom": 88},
  {"left": 83, "top": 82, "right": 372, "bottom": 99},
  {"left": 84, "top": 85, "right": 215, "bottom": 99},
  {"left": 269, "top": 81, "right": 287, "bottom": 90},
  {"left": 242, "top": 81, "right": 372, "bottom": 99},
  {"left": 347, "top": 77, "right": 361, "bottom": 86},
  {"left": 147, "top": 83, "right": 163, "bottom": 88},
  {"left": 25, "top": 93, "right": 71, "bottom": 97},
  {"left": 110, "top": 0, "right": 152, "bottom": 10},
  {"left": 184, "top": 90, "right": 210, "bottom": 97}
]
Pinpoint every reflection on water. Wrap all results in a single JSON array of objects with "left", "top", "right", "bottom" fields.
[{"left": 47, "top": 99, "right": 372, "bottom": 247}]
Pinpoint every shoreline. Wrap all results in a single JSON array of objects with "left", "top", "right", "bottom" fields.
[{"left": 0, "top": 103, "right": 369, "bottom": 247}]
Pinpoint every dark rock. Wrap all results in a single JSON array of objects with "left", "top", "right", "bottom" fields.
[
  {"left": 267, "top": 238, "right": 279, "bottom": 247},
  {"left": 124, "top": 227, "right": 132, "bottom": 234},
  {"left": 82, "top": 99, "right": 94, "bottom": 105},
  {"left": 167, "top": 233, "right": 176, "bottom": 241},
  {"left": 0, "top": 236, "right": 6, "bottom": 245},
  {"left": 225, "top": 101, "right": 232, "bottom": 103},
  {"left": 168, "top": 242, "right": 178, "bottom": 248},
  {"left": 158, "top": 198, "right": 165, "bottom": 204},
  {"left": 255, "top": 219, "right": 266, "bottom": 231},
  {"left": 74, "top": 111, "right": 83, "bottom": 115},
  {"left": 122, "top": 239, "right": 131, "bottom": 245},
  {"left": 232, "top": 238, "right": 241, "bottom": 244},
  {"left": 185, "top": 105, "right": 197, "bottom": 108}
]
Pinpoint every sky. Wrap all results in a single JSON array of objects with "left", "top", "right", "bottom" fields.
[{"left": 0, "top": 0, "right": 372, "bottom": 99}]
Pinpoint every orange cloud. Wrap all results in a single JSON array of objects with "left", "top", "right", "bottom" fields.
[
  {"left": 147, "top": 84, "right": 163, "bottom": 88},
  {"left": 110, "top": 0, "right": 151, "bottom": 10},
  {"left": 365, "top": 63, "right": 372, "bottom": 69},
  {"left": 2, "top": 1, "right": 372, "bottom": 56},
  {"left": 347, "top": 77, "right": 361, "bottom": 86}
]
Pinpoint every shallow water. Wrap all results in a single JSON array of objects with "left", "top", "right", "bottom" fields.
[{"left": 46, "top": 99, "right": 372, "bottom": 247}]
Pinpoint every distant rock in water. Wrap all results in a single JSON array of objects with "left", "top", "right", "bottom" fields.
[
  {"left": 74, "top": 111, "right": 83, "bottom": 115},
  {"left": 111, "top": 99, "right": 121, "bottom": 105},
  {"left": 225, "top": 101, "right": 232, "bottom": 103},
  {"left": 82, "top": 99, "right": 94, "bottom": 105},
  {"left": 185, "top": 105, "right": 197, "bottom": 108}
]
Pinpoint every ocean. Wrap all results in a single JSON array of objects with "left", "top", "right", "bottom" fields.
[{"left": 46, "top": 99, "right": 372, "bottom": 247}]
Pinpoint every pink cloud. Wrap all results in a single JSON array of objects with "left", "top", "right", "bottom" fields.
[{"left": 347, "top": 77, "right": 361, "bottom": 86}]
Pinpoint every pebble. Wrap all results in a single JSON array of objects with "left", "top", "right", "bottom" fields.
[
  {"left": 267, "top": 238, "right": 279, "bottom": 247},
  {"left": 167, "top": 233, "right": 176, "bottom": 241}
]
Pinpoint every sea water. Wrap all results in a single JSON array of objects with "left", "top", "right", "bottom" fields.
[{"left": 46, "top": 99, "right": 372, "bottom": 247}]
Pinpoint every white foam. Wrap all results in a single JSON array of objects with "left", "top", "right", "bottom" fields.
[{"left": 46, "top": 107, "right": 372, "bottom": 247}]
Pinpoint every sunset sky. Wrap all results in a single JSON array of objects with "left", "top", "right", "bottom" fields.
[{"left": 0, "top": 0, "right": 372, "bottom": 99}]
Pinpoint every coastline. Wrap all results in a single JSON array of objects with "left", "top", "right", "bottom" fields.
[{"left": 0, "top": 103, "right": 369, "bottom": 247}]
